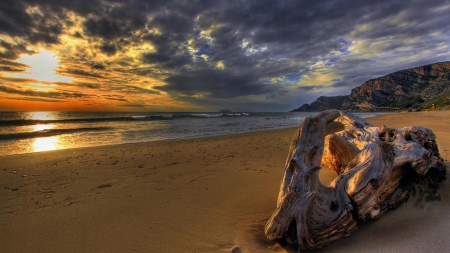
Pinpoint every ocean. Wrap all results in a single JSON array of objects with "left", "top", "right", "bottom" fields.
[{"left": 0, "top": 111, "right": 380, "bottom": 156}]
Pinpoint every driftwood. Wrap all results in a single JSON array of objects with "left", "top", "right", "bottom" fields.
[{"left": 265, "top": 110, "right": 446, "bottom": 250}]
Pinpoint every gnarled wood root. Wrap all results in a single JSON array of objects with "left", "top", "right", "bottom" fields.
[{"left": 265, "top": 110, "right": 446, "bottom": 250}]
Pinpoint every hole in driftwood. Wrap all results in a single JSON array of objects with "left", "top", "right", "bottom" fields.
[
  {"left": 329, "top": 200, "right": 339, "bottom": 212},
  {"left": 285, "top": 220, "right": 298, "bottom": 244}
]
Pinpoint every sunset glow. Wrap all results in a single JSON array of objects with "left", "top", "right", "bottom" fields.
[{"left": 1, "top": 1, "right": 449, "bottom": 112}]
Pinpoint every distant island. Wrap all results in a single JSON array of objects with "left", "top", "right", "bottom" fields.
[
  {"left": 219, "top": 109, "right": 233, "bottom": 113},
  {"left": 291, "top": 61, "right": 450, "bottom": 112}
]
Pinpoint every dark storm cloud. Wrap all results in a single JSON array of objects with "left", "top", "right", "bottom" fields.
[
  {"left": 28, "top": 31, "right": 60, "bottom": 44},
  {"left": 142, "top": 33, "right": 183, "bottom": 51},
  {"left": 355, "top": 0, "right": 449, "bottom": 40},
  {"left": 141, "top": 32, "right": 193, "bottom": 69},
  {"left": 142, "top": 52, "right": 192, "bottom": 69},
  {"left": 204, "top": 1, "right": 448, "bottom": 56},
  {"left": 81, "top": 1, "right": 148, "bottom": 39},
  {"left": 23, "top": 0, "right": 104, "bottom": 17},
  {"left": 0, "top": 40, "right": 35, "bottom": 59},
  {"left": 150, "top": 1, "right": 360, "bottom": 101},
  {"left": 149, "top": 13, "right": 194, "bottom": 34},
  {"left": 201, "top": 1, "right": 360, "bottom": 46},
  {"left": 0, "top": 0, "right": 68, "bottom": 45},
  {"left": 0, "top": 1, "right": 33, "bottom": 36},
  {"left": 0, "top": 0, "right": 145, "bottom": 50},
  {"left": 83, "top": 17, "right": 134, "bottom": 40},
  {"left": 99, "top": 41, "right": 117, "bottom": 56},
  {"left": 144, "top": 0, "right": 449, "bottom": 109},
  {"left": 296, "top": 85, "right": 328, "bottom": 92},
  {"left": 157, "top": 68, "right": 277, "bottom": 99}
]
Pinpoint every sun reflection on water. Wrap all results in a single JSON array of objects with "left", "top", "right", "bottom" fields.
[
  {"left": 32, "top": 136, "right": 60, "bottom": 152},
  {"left": 27, "top": 112, "right": 62, "bottom": 152},
  {"left": 29, "top": 111, "right": 57, "bottom": 120},
  {"left": 32, "top": 124, "right": 54, "bottom": 132}
]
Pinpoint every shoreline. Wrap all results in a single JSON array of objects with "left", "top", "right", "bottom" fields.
[
  {"left": 0, "top": 125, "right": 300, "bottom": 158},
  {"left": 0, "top": 127, "right": 301, "bottom": 158},
  {"left": 1, "top": 111, "right": 449, "bottom": 252}
]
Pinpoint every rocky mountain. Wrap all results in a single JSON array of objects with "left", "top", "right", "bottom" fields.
[
  {"left": 342, "top": 61, "right": 450, "bottom": 111},
  {"left": 290, "top": 95, "right": 349, "bottom": 112},
  {"left": 291, "top": 61, "right": 450, "bottom": 112}
]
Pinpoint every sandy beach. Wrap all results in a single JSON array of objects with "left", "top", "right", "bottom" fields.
[{"left": 1, "top": 111, "right": 449, "bottom": 253}]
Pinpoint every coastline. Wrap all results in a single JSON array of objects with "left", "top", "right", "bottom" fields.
[
  {"left": 0, "top": 111, "right": 379, "bottom": 157},
  {"left": 1, "top": 111, "right": 449, "bottom": 252}
]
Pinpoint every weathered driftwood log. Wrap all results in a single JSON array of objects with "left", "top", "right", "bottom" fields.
[{"left": 265, "top": 110, "right": 446, "bottom": 250}]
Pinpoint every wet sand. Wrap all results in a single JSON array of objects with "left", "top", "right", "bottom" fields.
[{"left": 1, "top": 111, "right": 449, "bottom": 252}]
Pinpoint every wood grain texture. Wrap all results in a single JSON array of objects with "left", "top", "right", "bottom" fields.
[{"left": 265, "top": 110, "right": 446, "bottom": 250}]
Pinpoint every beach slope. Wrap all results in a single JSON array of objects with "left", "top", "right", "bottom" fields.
[{"left": 1, "top": 111, "right": 449, "bottom": 252}]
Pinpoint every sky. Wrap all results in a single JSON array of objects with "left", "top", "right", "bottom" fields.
[{"left": 0, "top": 0, "right": 449, "bottom": 112}]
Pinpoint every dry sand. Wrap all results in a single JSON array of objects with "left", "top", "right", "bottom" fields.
[{"left": 1, "top": 111, "right": 449, "bottom": 253}]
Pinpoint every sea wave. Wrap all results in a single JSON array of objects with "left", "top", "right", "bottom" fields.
[
  {"left": 0, "top": 113, "right": 252, "bottom": 126},
  {"left": 0, "top": 115, "right": 172, "bottom": 126},
  {"left": 0, "top": 127, "right": 111, "bottom": 140},
  {"left": 191, "top": 113, "right": 223, "bottom": 118}
]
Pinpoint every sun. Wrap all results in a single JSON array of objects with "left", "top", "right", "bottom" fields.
[{"left": 6, "top": 48, "right": 73, "bottom": 91}]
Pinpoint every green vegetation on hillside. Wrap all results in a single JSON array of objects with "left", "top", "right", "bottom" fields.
[
  {"left": 420, "top": 91, "right": 450, "bottom": 109},
  {"left": 383, "top": 96, "right": 425, "bottom": 108}
]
